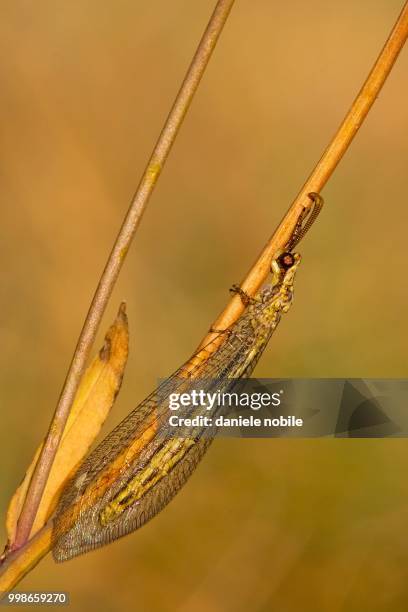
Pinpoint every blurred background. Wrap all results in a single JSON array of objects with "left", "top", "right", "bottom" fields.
[{"left": 1, "top": 1, "right": 408, "bottom": 610}]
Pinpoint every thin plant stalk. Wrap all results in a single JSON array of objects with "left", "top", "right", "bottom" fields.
[
  {"left": 0, "top": 527, "right": 51, "bottom": 593},
  {"left": 198, "top": 0, "right": 408, "bottom": 351},
  {"left": 12, "top": 0, "right": 236, "bottom": 551}
]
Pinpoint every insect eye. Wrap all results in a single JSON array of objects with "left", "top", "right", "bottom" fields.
[{"left": 277, "top": 252, "right": 295, "bottom": 270}]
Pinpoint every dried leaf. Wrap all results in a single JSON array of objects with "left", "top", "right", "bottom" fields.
[{"left": 6, "top": 303, "right": 129, "bottom": 543}]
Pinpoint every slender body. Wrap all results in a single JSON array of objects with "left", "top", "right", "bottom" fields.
[{"left": 53, "top": 194, "right": 323, "bottom": 561}]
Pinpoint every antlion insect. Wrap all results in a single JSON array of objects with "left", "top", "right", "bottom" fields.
[{"left": 52, "top": 193, "right": 323, "bottom": 561}]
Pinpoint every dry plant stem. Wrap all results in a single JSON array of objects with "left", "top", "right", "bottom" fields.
[
  {"left": 0, "top": 527, "right": 52, "bottom": 595},
  {"left": 12, "top": 0, "right": 236, "bottom": 552},
  {"left": 198, "top": 0, "right": 408, "bottom": 351}
]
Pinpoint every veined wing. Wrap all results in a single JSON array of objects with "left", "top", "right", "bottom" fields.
[{"left": 52, "top": 261, "right": 297, "bottom": 561}]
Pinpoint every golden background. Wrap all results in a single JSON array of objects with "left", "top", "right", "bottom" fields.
[{"left": 1, "top": 1, "right": 408, "bottom": 610}]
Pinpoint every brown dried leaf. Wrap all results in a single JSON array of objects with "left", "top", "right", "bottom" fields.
[{"left": 6, "top": 303, "right": 129, "bottom": 543}]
